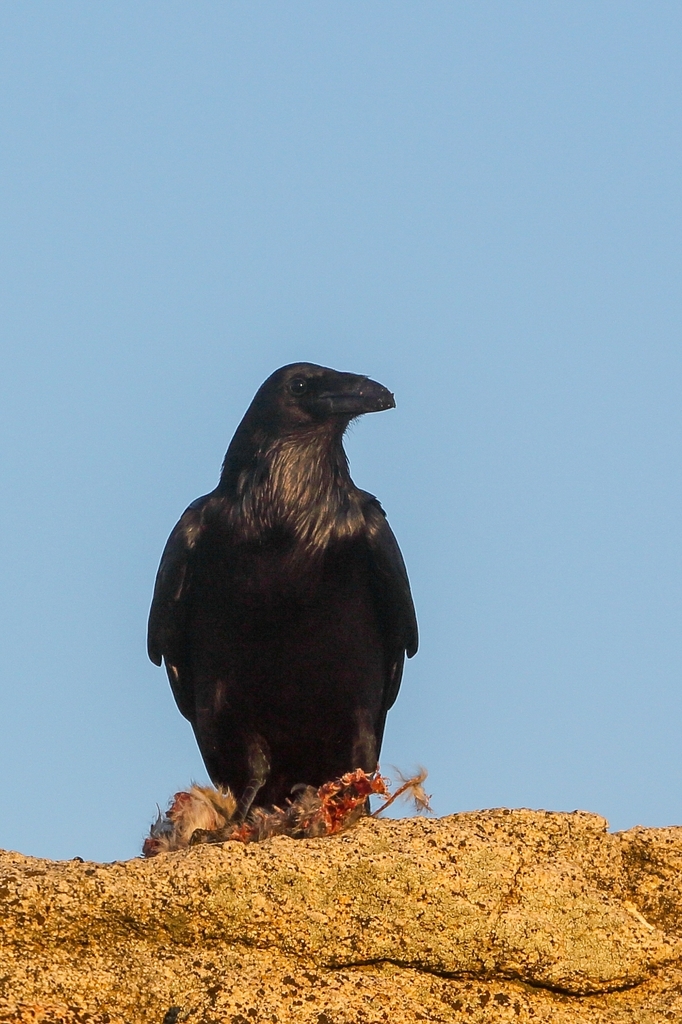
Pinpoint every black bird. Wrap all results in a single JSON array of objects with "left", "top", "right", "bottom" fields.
[{"left": 147, "top": 363, "right": 418, "bottom": 813}]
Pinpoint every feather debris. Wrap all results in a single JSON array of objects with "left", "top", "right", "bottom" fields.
[
  {"left": 142, "top": 785, "right": 237, "bottom": 857},
  {"left": 142, "top": 767, "right": 431, "bottom": 857},
  {"left": 371, "top": 766, "right": 431, "bottom": 817}
]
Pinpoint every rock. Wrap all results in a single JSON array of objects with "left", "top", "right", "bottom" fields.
[{"left": 2, "top": 808, "right": 682, "bottom": 1022}]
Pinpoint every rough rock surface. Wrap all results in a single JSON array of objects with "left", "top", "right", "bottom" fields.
[{"left": 2, "top": 809, "right": 682, "bottom": 1022}]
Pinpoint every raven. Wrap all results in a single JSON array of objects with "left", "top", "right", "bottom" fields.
[{"left": 148, "top": 363, "right": 418, "bottom": 813}]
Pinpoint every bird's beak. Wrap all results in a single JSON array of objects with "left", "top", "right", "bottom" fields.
[{"left": 313, "top": 375, "right": 396, "bottom": 418}]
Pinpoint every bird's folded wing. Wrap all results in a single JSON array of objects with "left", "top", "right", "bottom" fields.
[
  {"left": 147, "top": 494, "right": 212, "bottom": 715},
  {"left": 361, "top": 492, "right": 418, "bottom": 712}
]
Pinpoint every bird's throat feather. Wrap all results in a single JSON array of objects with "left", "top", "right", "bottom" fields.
[{"left": 227, "top": 432, "right": 365, "bottom": 551}]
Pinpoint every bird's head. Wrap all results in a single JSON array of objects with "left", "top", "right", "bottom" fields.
[
  {"left": 242, "top": 363, "right": 396, "bottom": 437},
  {"left": 220, "top": 363, "right": 396, "bottom": 494}
]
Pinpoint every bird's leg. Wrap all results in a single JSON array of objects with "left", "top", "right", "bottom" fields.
[
  {"left": 351, "top": 708, "right": 378, "bottom": 774},
  {"left": 350, "top": 709, "right": 379, "bottom": 816},
  {"left": 238, "top": 734, "right": 271, "bottom": 821}
]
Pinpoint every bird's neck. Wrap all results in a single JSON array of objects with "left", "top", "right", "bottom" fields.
[{"left": 219, "top": 429, "right": 365, "bottom": 549}]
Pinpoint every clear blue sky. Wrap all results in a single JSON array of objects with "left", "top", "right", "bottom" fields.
[{"left": 2, "top": 3, "right": 682, "bottom": 861}]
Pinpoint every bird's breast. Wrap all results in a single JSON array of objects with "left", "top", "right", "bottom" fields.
[{"left": 195, "top": 529, "right": 319, "bottom": 620}]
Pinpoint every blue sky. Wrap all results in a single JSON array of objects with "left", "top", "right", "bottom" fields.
[{"left": 2, "top": 2, "right": 682, "bottom": 861}]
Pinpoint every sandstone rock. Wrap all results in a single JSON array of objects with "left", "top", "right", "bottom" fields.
[{"left": 2, "top": 808, "right": 682, "bottom": 1022}]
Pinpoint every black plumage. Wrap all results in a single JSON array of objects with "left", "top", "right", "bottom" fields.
[{"left": 148, "top": 362, "right": 417, "bottom": 813}]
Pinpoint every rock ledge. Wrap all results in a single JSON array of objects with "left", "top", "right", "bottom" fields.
[{"left": 2, "top": 808, "right": 682, "bottom": 1022}]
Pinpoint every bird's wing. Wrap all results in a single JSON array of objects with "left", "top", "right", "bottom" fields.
[
  {"left": 361, "top": 492, "right": 418, "bottom": 715},
  {"left": 147, "top": 493, "right": 212, "bottom": 719}
]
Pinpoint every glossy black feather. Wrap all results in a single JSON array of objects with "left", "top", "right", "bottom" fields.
[{"left": 148, "top": 362, "right": 417, "bottom": 808}]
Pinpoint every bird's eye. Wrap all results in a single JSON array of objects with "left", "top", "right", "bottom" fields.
[{"left": 289, "top": 377, "right": 308, "bottom": 395}]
